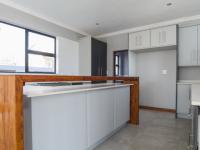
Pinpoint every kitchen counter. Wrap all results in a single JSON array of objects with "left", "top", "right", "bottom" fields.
[
  {"left": 24, "top": 82, "right": 131, "bottom": 150},
  {"left": 0, "top": 74, "right": 139, "bottom": 150},
  {"left": 191, "top": 84, "right": 200, "bottom": 106},
  {"left": 177, "top": 80, "right": 200, "bottom": 85},
  {"left": 190, "top": 84, "right": 200, "bottom": 150},
  {"left": 24, "top": 83, "right": 133, "bottom": 98}
]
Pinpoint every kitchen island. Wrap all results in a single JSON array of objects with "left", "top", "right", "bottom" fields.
[
  {"left": 0, "top": 75, "right": 139, "bottom": 150},
  {"left": 24, "top": 82, "right": 132, "bottom": 150},
  {"left": 190, "top": 84, "right": 200, "bottom": 150}
]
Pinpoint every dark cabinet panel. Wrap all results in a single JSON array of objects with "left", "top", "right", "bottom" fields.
[{"left": 91, "top": 38, "right": 107, "bottom": 76}]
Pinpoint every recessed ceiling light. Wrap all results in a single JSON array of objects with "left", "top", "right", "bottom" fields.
[{"left": 166, "top": 2, "right": 172, "bottom": 6}]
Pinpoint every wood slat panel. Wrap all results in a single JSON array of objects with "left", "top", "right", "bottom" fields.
[
  {"left": 131, "top": 80, "right": 139, "bottom": 124},
  {"left": 1, "top": 76, "right": 17, "bottom": 150},
  {"left": 123, "top": 80, "right": 139, "bottom": 124}
]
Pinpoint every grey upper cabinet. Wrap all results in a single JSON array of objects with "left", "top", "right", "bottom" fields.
[
  {"left": 129, "top": 30, "right": 151, "bottom": 50},
  {"left": 178, "top": 26, "right": 198, "bottom": 66},
  {"left": 129, "top": 25, "right": 177, "bottom": 51},
  {"left": 151, "top": 25, "right": 177, "bottom": 48}
]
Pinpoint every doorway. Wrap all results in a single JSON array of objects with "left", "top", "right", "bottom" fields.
[{"left": 113, "top": 50, "right": 128, "bottom": 76}]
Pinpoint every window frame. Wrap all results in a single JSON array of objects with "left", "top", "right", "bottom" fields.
[
  {"left": 26, "top": 29, "right": 56, "bottom": 74},
  {"left": 0, "top": 21, "right": 56, "bottom": 74}
]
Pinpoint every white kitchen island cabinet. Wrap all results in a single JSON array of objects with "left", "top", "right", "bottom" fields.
[
  {"left": 24, "top": 93, "right": 88, "bottom": 150},
  {"left": 24, "top": 83, "right": 131, "bottom": 150},
  {"left": 114, "top": 87, "right": 130, "bottom": 129},
  {"left": 87, "top": 89, "right": 115, "bottom": 148},
  {"left": 87, "top": 87, "right": 130, "bottom": 148}
]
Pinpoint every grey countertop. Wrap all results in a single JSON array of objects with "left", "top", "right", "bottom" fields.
[
  {"left": 177, "top": 80, "right": 200, "bottom": 85},
  {"left": 24, "top": 83, "right": 132, "bottom": 98},
  {"left": 191, "top": 84, "right": 200, "bottom": 106}
]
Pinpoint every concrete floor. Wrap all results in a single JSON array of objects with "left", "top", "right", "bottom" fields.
[{"left": 94, "top": 109, "right": 191, "bottom": 150}]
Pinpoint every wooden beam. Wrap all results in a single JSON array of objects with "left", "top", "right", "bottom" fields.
[
  {"left": 0, "top": 76, "right": 24, "bottom": 150},
  {"left": 140, "top": 105, "right": 176, "bottom": 113},
  {"left": 0, "top": 75, "right": 139, "bottom": 150}
]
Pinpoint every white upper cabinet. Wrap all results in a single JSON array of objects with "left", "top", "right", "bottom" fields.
[
  {"left": 129, "top": 25, "right": 177, "bottom": 51},
  {"left": 151, "top": 25, "right": 177, "bottom": 48},
  {"left": 129, "top": 30, "right": 150, "bottom": 50},
  {"left": 178, "top": 26, "right": 198, "bottom": 66}
]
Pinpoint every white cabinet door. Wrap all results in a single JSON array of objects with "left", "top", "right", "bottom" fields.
[
  {"left": 177, "top": 84, "right": 191, "bottom": 117},
  {"left": 29, "top": 93, "right": 87, "bottom": 150},
  {"left": 161, "top": 25, "right": 177, "bottom": 46},
  {"left": 178, "top": 26, "right": 198, "bottom": 66},
  {"left": 87, "top": 89, "right": 115, "bottom": 147},
  {"left": 151, "top": 25, "right": 177, "bottom": 48},
  {"left": 151, "top": 28, "right": 161, "bottom": 47},
  {"left": 129, "top": 30, "right": 150, "bottom": 50},
  {"left": 114, "top": 87, "right": 130, "bottom": 130}
]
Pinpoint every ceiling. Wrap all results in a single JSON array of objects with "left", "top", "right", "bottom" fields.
[{"left": 2, "top": 0, "right": 200, "bottom": 36}]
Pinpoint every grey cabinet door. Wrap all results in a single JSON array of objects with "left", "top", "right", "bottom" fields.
[
  {"left": 177, "top": 84, "right": 191, "bottom": 116},
  {"left": 178, "top": 26, "right": 198, "bottom": 66}
]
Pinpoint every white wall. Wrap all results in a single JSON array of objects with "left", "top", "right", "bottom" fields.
[
  {"left": 128, "top": 51, "right": 137, "bottom": 76},
  {"left": 57, "top": 37, "right": 79, "bottom": 75},
  {"left": 99, "top": 33, "right": 129, "bottom": 76},
  {"left": 136, "top": 50, "right": 177, "bottom": 109},
  {"left": 79, "top": 36, "right": 91, "bottom": 76}
]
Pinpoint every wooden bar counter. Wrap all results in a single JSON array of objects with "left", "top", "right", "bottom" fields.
[{"left": 0, "top": 75, "right": 139, "bottom": 150}]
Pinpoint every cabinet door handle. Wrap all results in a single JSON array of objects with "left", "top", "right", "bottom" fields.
[
  {"left": 162, "top": 31, "right": 166, "bottom": 43},
  {"left": 192, "top": 50, "right": 197, "bottom": 64},
  {"left": 189, "top": 86, "right": 191, "bottom": 101},
  {"left": 159, "top": 32, "right": 161, "bottom": 44},
  {"left": 140, "top": 35, "right": 142, "bottom": 46},
  {"left": 135, "top": 36, "right": 138, "bottom": 46},
  {"left": 190, "top": 51, "right": 193, "bottom": 64}
]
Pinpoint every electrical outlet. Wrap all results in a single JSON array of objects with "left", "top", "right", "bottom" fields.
[{"left": 161, "top": 69, "right": 168, "bottom": 75}]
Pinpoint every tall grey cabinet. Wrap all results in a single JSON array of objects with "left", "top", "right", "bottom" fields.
[
  {"left": 79, "top": 36, "right": 107, "bottom": 76},
  {"left": 91, "top": 38, "right": 107, "bottom": 76},
  {"left": 178, "top": 25, "right": 200, "bottom": 66}
]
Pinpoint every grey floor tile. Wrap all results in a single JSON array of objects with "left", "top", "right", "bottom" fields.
[{"left": 94, "top": 109, "right": 191, "bottom": 150}]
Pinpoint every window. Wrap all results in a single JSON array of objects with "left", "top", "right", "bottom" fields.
[
  {"left": 0, "top": 21, "right": 56, "bottom": 73},
  {"left": 0, "top": 22, "right": 25, "bottom": 72},
  {"left": 27, "top": 31, "right": 56, "bottom": 73}
]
